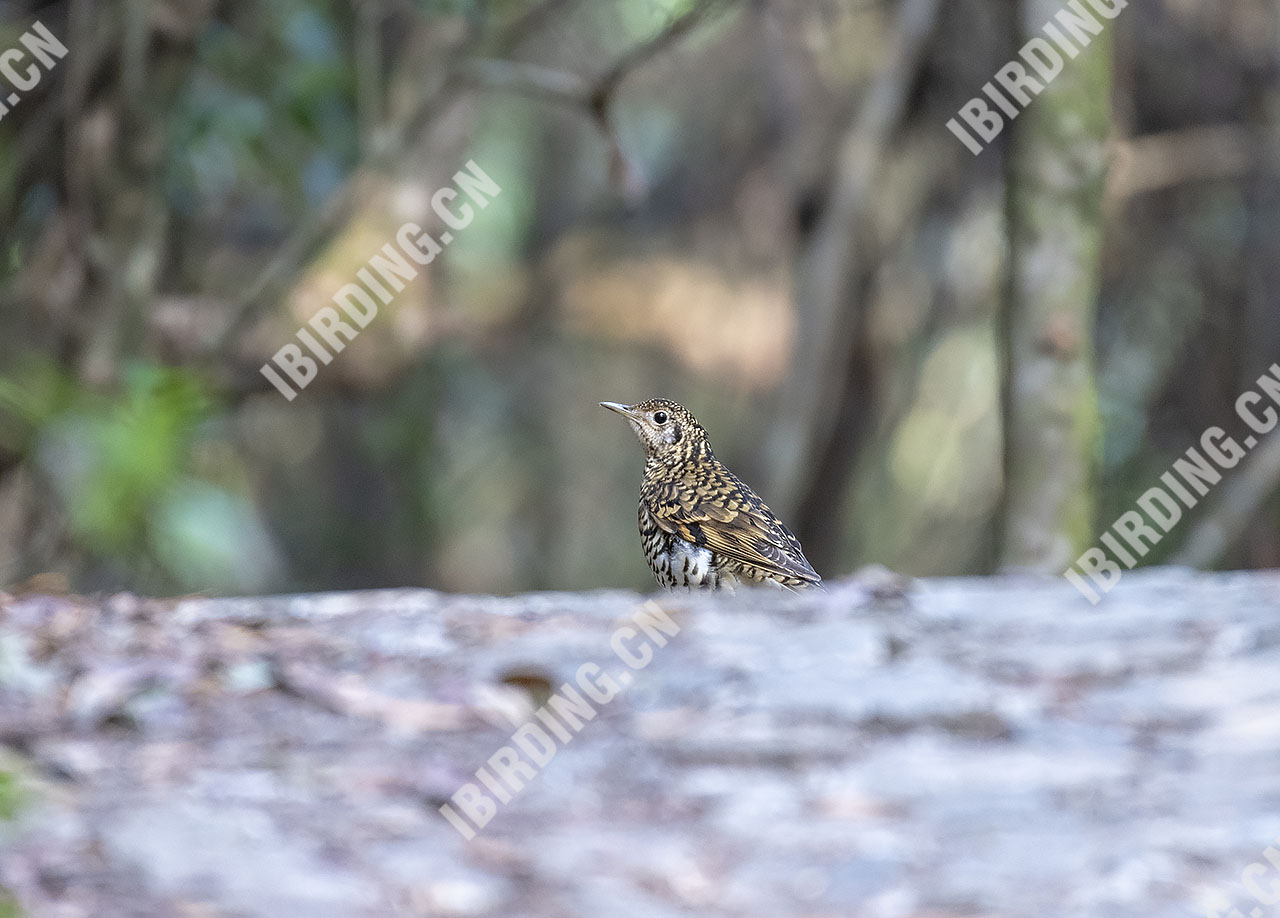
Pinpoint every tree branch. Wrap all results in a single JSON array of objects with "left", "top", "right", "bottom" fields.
[
  {"left": 1106, "top": 124, "right": 1272, "bottom": 203},
  {"left": 763, "top": 0, "right": 944, "bottom": 512},
  {"left": 1170, "top": 431, "right": 1280, "bottom": 569},
  {"left": 213, "top": 0, "right": 743, "bottom": 361}
]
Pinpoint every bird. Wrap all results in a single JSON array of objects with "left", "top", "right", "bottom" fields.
[{"left": 600, "top": 398, "right": 822, "bottom": 591}]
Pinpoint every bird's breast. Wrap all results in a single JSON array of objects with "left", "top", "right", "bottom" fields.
[
  {"left": 638, "top": 503, "right": 719, "bottom": 589},
  {"left": 661, "top": 537, "right": 717, "bottom": 588}
]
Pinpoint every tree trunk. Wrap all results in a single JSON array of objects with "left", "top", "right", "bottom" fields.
[{"left": 998, "top": 0, "right": 1113, "bottom": 572}]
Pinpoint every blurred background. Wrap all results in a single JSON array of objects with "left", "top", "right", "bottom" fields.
[{"left": 1, "top": 0, "right": 1279, "bottom": 596}]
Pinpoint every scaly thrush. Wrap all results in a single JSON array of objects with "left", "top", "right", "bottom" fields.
[{"left": 601, "top": 398, "right": 822, "bottom": 591}]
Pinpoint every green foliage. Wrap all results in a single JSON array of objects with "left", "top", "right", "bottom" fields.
[
  {"left": 0, "top": 361, "right": 280, "bottom": 592},
  {"left": 417, "top": 0, "right": 480, "bottom": 13},
  {"left": 167, "top": 1, "right": 357, "bottom": 214},
  {"left": 148, "top": 479, "right": 283, "bottom": 593},
  {"left": 452, "top": 101, "right": 540, "bottom": 266},
  {"left": 0, "top": 769, "right": 25, "bottom": 821},
  {"left": 0, "top": 358, "right": 77, "bottom": 447},
  {"left": 620, "top": 0, "right": 691, "bottom": 38},
  {"left": 0, "top": 890, "right": 20, "bottom": 918},
  {"left": 37, "top": 364, "right": 213, "bottom": 551}
]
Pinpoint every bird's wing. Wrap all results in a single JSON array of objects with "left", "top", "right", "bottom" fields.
[{"left": 651, "top": 466, "right": 821, "bottom": 585}]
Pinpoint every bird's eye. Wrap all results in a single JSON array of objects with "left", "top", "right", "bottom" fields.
[{"left": 653, "top": 410, "right": 668, "bottom": 424}]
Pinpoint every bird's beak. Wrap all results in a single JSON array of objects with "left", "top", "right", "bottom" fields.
[{"left": 599, "top": 401, "right": 640, "bottom": 421}]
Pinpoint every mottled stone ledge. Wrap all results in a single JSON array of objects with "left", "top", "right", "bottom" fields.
[{"left": 1, "top": 569, "right": 1278, "bottom": 917}]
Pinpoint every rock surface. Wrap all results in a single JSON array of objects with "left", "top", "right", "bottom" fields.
[{"left": 1, "top": 569, "right": 1279, "bottom": 917}]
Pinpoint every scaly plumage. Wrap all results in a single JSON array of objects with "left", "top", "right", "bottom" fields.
[{"left": 600, "top": 398, "right": 822, "bottom": 591}]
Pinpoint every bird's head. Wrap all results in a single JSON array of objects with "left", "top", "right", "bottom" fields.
[{"left": 600, "top": 398, "right": 706, "bottom": 462}]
